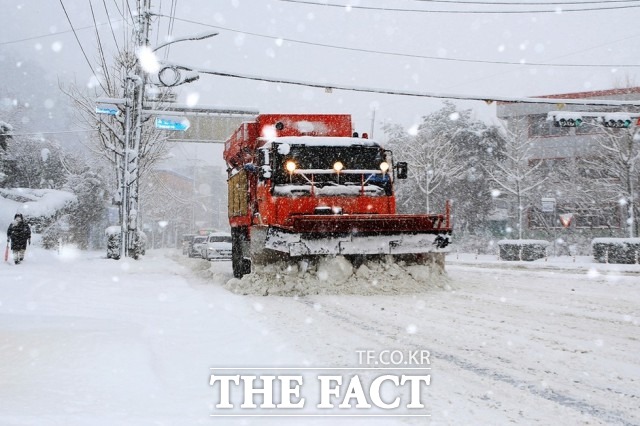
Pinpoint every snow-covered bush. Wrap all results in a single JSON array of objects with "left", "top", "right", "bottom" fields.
[
  {"left": 592, "top": 238, "right": 640, "bottom": 264},
  {"left": 41, "top": 220, "right": 64, "bottom": 250},
  {"left": 105, "top": 226, "right": 121, "bottom": 259},
  {"left": 498, "top": 239, "right": 549, "bottom": 261}
]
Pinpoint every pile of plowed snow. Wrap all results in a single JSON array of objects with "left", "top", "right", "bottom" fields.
[
  {"left": 224, "top": 255, "right": 453, "bottom": 296},
  {"left": 169, "top": 252, "right": 231, "bottom": 282}
]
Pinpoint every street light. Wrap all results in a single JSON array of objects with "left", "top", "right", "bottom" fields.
[
  {"left": 136, "top": 31, "right": 218, "bottom": 87},
  {"left": 152, "top": 31, "right": 219, "bottom": 53}
]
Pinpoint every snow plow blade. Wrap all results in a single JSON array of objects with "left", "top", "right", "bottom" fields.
[{"left": 264, "top": 214, "right": 451, "bottom": 257}]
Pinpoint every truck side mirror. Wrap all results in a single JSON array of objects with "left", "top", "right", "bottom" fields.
[
  {"left": 396, "top": 162, "right": 408, "bottom": 179},
  {"left": 259, "top": 165, "right": 272, "bottom": 180}
]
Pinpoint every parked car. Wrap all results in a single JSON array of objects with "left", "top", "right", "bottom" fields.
[
  {"left": 202, "top": 232, "right": 232, "bottom": 261},
  {"left": 182, "top": 233, "right": 196, "bottom": 255},
  {"left": 189, "top": 235, "right": 208, "bottom": 258}
]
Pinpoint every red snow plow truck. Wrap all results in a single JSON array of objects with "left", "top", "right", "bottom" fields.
[{"left": 223, "top": 114, "right": 451, "bottom": 278}]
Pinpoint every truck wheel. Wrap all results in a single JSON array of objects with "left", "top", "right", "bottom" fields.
[
  {"left": 232, "top": 246, "right": 243, "bottom": 278},
  {"left": 232, "top": 228, "right": 251, "bottom": 278}
]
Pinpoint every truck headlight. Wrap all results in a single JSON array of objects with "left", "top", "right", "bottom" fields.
[
  {"left": 333, "top": 161, "right": 344, "bottom": 172},
  {"left": 285, "top": 161, "right": 297, "bottom": 173},
  {"left": 380, "top": 161, "right": 390, "bottom": 173}
]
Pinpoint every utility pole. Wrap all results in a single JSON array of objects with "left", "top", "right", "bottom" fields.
[
  {"left": 120, "top": 78, "right": 133, "bottom": 259},
  {"left": 119, "top": 0, "right": 152, "bottom": 259}
]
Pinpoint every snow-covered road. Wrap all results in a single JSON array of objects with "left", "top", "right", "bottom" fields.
[
  {"left": 1, "top": 246, "right": 638, "bottom": 425},
  {"left": 257, "top": 263, "right": 639, "bottom": 425}
]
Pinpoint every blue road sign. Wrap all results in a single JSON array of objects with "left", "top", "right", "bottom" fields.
[
  {"left": 96, "top": 106, "right": 119, "bottom": 116},
  {"left": 155, "top": 117, "right": 190, "bottom": 131}
]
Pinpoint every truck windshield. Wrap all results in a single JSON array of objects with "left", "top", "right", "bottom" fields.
[{"left": 271, "top": 144, "right": 391, "bottom": 196}]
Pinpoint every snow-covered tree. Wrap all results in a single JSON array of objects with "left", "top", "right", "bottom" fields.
[
  {"left": 582, "top": 127, "right": 640, "bottom": 237},
  {"left": 0, "top": 108, "right": 112, "bottom": 248},
  {"left": 486, "top": 117, "right": 547, "bottom": 239},
  {"left": 62, "top": 161, "right": 112, "bottom": 249},
  {"left": 384, "top": 102, "right": 505, "bottom": 233},
  {"left": 385, "top": 121, "right": 462, "bottom": 214},
  {"left": 64, "top": 49, "right": 171, "bottom": 198},
  {"left": 1, "top": 136, "right": 66, "bottom": 189},
  {"left": 0, "top": 120, "right": 13, "bottom": 184},
  {"left": 384, "top": 122, "right": 459, "bottom": 214},
  {"left": 0, "top": 121, "right": 11, "bottom": 152},
  {"left": 30, "top": 150, "right": 112, "bottom": 250}
]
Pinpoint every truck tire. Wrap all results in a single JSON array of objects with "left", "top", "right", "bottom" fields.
[{"left": 232, "top": 227, "right": 251, "bottom": 278}]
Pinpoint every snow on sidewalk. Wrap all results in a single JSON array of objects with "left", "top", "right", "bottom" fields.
[
  {"left": 447, "top": 251, "right": 640, "bottom": 275},
  {"left": 0, "top": 246, "right": 304, "bottom": 425}
]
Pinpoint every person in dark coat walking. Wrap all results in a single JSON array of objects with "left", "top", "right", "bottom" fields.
[{"left": 7, "top": 213, "right": 31, "bottom": 264}]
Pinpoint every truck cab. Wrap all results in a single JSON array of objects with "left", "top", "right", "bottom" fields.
[{"left": 254, "top": 136, "right": 398, "bottom": 228}]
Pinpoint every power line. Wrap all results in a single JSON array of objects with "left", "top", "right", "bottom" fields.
[
  {"left": 58, "top": 0, "right": 109, "bottom": 94},
  {"left": 90, "top": 0, "right": 114, "bottom": 94},
  {"left": 0, "top": 20, "right": 123, "bottom": 46},
  {"left": 119, "top": 0, "right": 136, "bottom": 49},
  {"left": 276, "top": 0, "right": 640, "bottom": 13},
  {"left": 167, "top": 61, "right": 640, "bottom": 107},
  {"left": 165, "top": 0, "right": 179, "bottom": 60},
  {"left": 120, "top": 0, "right": 131, "bottom": 48},
  {"left": 124, "top": 0, "right": 136, "bottom": 24},
  {"left": 154, "top": 0, "right": 163, "bottom": 47},
  {"left": 109, "top": 0, "right": 128, "bottom": 47},
  {"left": 9, "top": 129, "right": 97, "bottom": 137},
  {"left": 155, "top": 14, "right": 640, "bottom": 68},
  {"left": 110, "top": 0, "right": 124, "bottom": 18},
  {"left": 103, "top": 0, "right": 121, "bottom": 53},
  {"left": 413, "top": 0, "right": 640, "bottom": 4}
]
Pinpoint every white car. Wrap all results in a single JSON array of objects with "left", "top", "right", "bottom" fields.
[
  {"left": 202, "top": 232, "right": 232, "bottom": 261},
  {"left": 189, "top": 236, "right": 208, "bottom": 258}
]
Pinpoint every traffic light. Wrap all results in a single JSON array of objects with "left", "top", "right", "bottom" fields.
[
  {"left": 551, "top": 113, "right": 583, "bottom": 127},
  {"left": 554, "top": 117, "right": 583, "bottom": 127},
  {"left": 547, "top": 111, "right": 637, "bottom": 129},
  {"left": 603, "top": 118, "right": 632, "bottom": 128}
]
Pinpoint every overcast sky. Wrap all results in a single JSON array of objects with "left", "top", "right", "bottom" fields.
[{"left": 2, "top": 0, "right": 640, "bottom": 151}]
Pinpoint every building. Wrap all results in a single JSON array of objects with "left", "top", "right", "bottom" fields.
[
  {"left": 497, "top": 87, "right": 640, "bottom": 160},
  {"left": 495, "top": 87, "right": 640, "bottom": 238}
]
